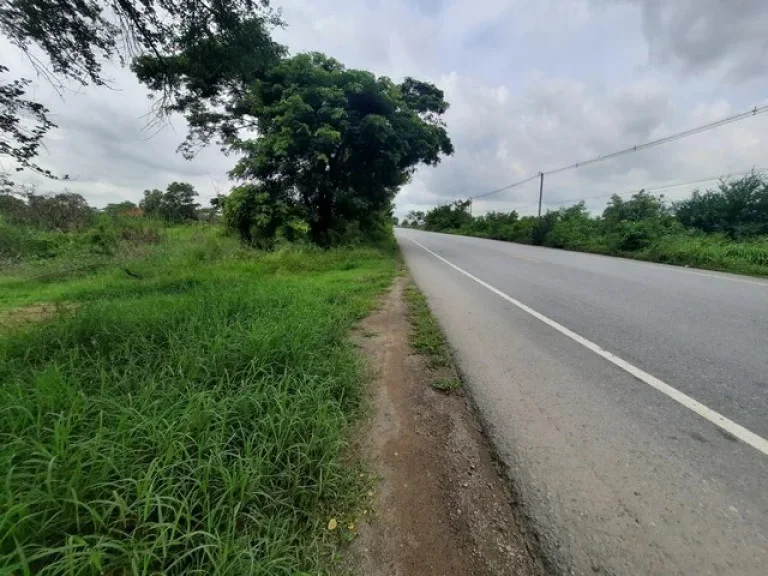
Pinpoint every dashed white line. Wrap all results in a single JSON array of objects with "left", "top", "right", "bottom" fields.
[{"left": 407, "top": 236, "right": 768, "bottom": 457}]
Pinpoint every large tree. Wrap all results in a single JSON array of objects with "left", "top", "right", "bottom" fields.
[
  {"left": 227, "top": 52, "right": 454, "bottom": 245},
  {"left": 0, "top": 0, "right": 284, "bottom": 172},
  {"left": 140, "top": 181, "right": 199, "bottom": 221}
]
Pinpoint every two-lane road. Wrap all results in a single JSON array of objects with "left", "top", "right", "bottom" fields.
[{"left": 397, "top": 228, "right": 768, "bottom": 575}]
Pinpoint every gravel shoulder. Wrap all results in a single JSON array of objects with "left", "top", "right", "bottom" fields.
[{"left": 346, "top": 275, "right": 543, "bottom": 576}]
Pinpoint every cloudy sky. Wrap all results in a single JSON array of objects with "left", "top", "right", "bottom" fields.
[{"left": 4, "top": 0, "right": 768, "bottom": 216}]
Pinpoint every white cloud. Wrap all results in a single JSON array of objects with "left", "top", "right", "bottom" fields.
[
  {"left": 2, "top": 0, "right": 768, "bottom": 219},
  {"left": 397, "top": 71, "right": 768, "bottom": 217}
]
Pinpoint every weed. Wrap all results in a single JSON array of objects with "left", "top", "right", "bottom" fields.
[
  {"left": 404, "top": 284, "right": 450, "bottom": 368},
  {"left": 0, "top": 228, "right": 396, "bottom": 574},
  {"left": 432, "top": 377, "right": 461, "bottom": 392}
]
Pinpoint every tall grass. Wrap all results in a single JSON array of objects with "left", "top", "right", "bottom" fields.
[
  {"left": 0, "top": 229, "right": 396, "bottom": 574},
  {"left": 639, "top": 233, "right": 768, "bottom": 275}
]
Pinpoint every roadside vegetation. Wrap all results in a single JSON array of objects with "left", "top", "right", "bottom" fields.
[
  {"left": 1, "top": 1, "right": 457, "bottom": 572},
  {"left": 404, "top": 173, "right": 768, "bottom": 276},
  {"left": 404, "top": 283, "right": 462, "bottom": 393},
  {"left": 404, "top": 285, "right": 451, "bottom": 369},
  {"left": 0, "top": 210, "right": 397, "bottom": 574}
]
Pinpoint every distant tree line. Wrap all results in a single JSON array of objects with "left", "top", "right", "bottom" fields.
[
  {"left": 0, "top": 188, "right": 94, "bottom": 232},
  {"left": 140, "top": 182, "right": 201, "bottom": 222},
  {"left": 404, "top": 173, "right": 768, "bottom": 273},
  {"left": 0, "top": 181, "right": 213, "bottom": 232}
]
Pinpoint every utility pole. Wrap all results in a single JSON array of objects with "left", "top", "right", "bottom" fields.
[{"left": 538, "top": 172, "right": 544, "bottom": 218}]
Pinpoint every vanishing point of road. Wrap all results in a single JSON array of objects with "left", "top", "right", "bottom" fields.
[{"left": 397, "top": 228, "right": 768, "bottom": 576}]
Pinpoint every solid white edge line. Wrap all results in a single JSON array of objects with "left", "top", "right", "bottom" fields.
[
  {"left": 406, "top": 236, "right": 768, "bottom": 457},
  {"left": 444, "top": 230, "right": 768, "bottom": 287}
]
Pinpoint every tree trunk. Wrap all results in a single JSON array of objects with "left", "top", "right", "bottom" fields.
[{"left": 310, "top": 184, "right": 334, "bottom": 246}]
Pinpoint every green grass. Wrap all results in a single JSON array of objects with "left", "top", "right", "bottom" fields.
[
  {"left": 403, "top": 284, "right": 450, "bottom": 369},
  {"left": 0, "top": 227, "right": 396, "bottom": 575},
  {"left": 431, "top": 377, "right": 461, "bottom": 393},
  {"left": 636, "top": 233, "right": 768, "bottom": 276}
]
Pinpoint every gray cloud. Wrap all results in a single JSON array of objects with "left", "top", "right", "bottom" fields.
[
  {"left": 3, "top": 0, "right": 768, "bottom": 221},
  {"left": 397, "top": 72, "right": 768, "bottom": 217},
  {"left": 3, "top": 41, "right": 233, "bottom": 207},
  {"left": 624, "top": 0, "right": 768, "bottom": 81}
]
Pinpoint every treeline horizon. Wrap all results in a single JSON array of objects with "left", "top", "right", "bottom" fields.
[{"left": 402, "top": 172, "right": 768, "bottom": 276}]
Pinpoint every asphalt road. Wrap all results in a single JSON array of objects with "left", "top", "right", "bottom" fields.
[{"left": 396, "top": 228, "right": 768, "bottom": 576}]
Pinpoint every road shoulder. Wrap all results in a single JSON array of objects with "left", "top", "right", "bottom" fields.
[{"left": 345, "top": 275, "right": 542, "bottom": 575}]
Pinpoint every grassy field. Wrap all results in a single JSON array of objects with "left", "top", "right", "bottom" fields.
[
  {"left": 0, "top": 226, "right": 396, "bottom": 575},
  {"left": 633, "top": 233, "right": 768, "bottom": 276}
]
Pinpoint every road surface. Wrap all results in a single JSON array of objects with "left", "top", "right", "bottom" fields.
[{"left": 397, "top": 228, "right": 768, "bottom": 576}]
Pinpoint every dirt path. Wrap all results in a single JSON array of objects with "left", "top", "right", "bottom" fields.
[{"left": 347, "top": 276, "right": 543, "bottom": 576}]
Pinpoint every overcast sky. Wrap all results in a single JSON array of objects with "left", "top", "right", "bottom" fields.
[{"left": 4, "top": 0, "right": 768, "bottom": 216}]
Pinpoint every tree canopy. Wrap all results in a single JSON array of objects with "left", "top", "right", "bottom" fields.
[
  {"left": 0, "top": 0, "right": 284, "bottom": 171},
  {"left": 0, "top": 188, "right": 93, "bottom": 230},
  {"left": 2, "top": 4, "right": 455, "bottom": 247},
  {"left": 423, "top": 199, "right": 472, "bottom": 232},
  {"left": 675, "top": 172, "right": 768, "bottom": 238},
  {"left": 140, "top": 181, "right": 200, "bottom": 221},
  {"left": 227, "top": 53, "right": 454, "bottom": 245}
]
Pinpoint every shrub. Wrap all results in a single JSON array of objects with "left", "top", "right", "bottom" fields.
[
  {"left": 223, "top": 183, "right": 305, "bottom": 249},
  {"left": 675, "top": 173, "right": 768, "bottom": 238},
  {"left": 424, "top": 200, "right": 472, "bottom": 231}
]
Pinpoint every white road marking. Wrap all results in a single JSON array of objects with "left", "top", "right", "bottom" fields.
[
  {"left": 668, "top": 268, "right": 768, "bottom": 287},
  {"left": 406, "top": 236, "right": 768, "bottom": 457},
  {"left": 450, "top": 232, "right": 768, "bottom": 287}
]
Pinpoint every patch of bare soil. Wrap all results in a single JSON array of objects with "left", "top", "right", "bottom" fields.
[
  {"left": 347, "top": 276, "right": 543, "bottom": 576},
  {"left": 0, "top": 303, "right": 76, "bottom": 330}
]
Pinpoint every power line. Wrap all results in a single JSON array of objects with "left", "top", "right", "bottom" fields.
[
  {"left": 471, "top": 174, "right": 539, "bottom": 200},
  {"left": 543, "top": 167, "right": 768, "bottom": 206},
  {"left": 470, "top": 103, "right": 768, "bottom": 201}
]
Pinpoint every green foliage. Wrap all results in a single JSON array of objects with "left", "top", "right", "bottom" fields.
[
  {"left": 0, "top": 209, "right": 167, "bottom": 269},
  {"left": 229, "top": 52, "right": 453, "bottom": 246},
  {"left": 2, "top": 1, "right": 284, "bottom": 171},
  {"left": 0, "top": 64, "right": 55, "bottom": 175},
  {"left": 602, "top": 190, "right": 671, "bottom": 229},
  {"left": 103, "top": 201, "right": 138, "bottom": 217},
  {"left": 404, "top": 284, "right": 450, "bottom": 369},
  {"left": 0, "top": 191, "right": 28, "bottom": 221},
  {"left": 465, "top": 210, "right": 519, "bottom": 238},
  {"left": 404, "top": 210, "right": 426, "bottom": 228},
  {"left": 0, "top": 217, "right": 55, "bottom": 260},
  {"left": 0, "top": 228, "right": 397, "bottom": 574},
  {"left": 140, "top": 182, "right": 200, "bottom": 222},
  {"left": 421, "top": 177, "right": 768, "bottom": 276},
  {"left": 223, "top": 183, "right": 305, "bottom": 249},
  {"left": 641, "top": 232, "right": 768, "bottom": 274},
  {"left": 544, "top": 202, "right": 600, "bottom": 249},
  {"left": 432, "top": 377, "right": 461, "bottom": 392},
  {"left": 83, "top": 218, "right": 119, "bottom": 255},
  {"left": 675, "top": 173, "right": 768, "bottom": 238},
  {"left": 423, "top": 199, "right": 472, "bottom": 232},
  {"left": 0, "top": 189, "right": 93, "bottom": 231},
  {"left": 531, "top": 210, "right": 559, "bottom": 246}
]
